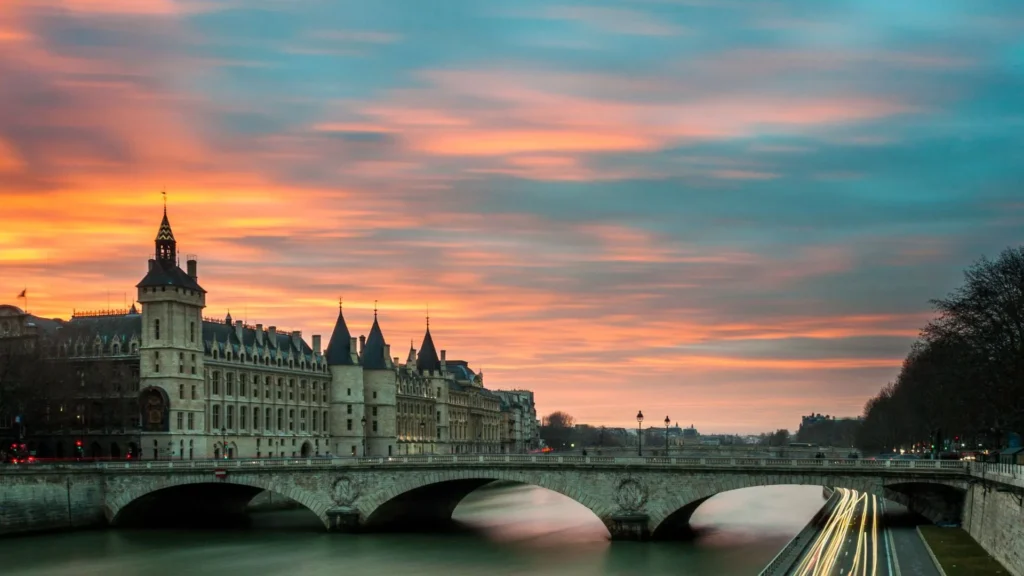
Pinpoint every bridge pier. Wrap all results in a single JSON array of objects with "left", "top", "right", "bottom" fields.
[
  {"left": 326, "top": 508, "right": 362, "bottom": 533},
  {"left": 606, "top": 513, "right": 651, "bottom": 541}
]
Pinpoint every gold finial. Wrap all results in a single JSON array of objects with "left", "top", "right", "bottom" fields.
[
  {"left": 338, "top": 296, "right": 343, "bottom": 311},
  {"left": 374, "top": 299, "right": 378, "bottom": 319}
]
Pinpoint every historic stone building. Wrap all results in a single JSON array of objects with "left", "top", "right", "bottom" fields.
[{"left": 0, "top": 207, "right": 532, "bottom": 460}]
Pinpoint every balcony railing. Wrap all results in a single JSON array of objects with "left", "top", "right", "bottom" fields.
[{"left": 1, "top": 455, "right": 978, "bottom": 472}]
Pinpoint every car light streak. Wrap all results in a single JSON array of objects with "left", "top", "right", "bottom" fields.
[{"left": 790, "top": 489, "right": 889, "bottom": 576}]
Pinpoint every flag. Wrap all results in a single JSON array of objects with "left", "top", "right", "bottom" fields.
[{"left": 17, "top": 289, "right": 26, "bottom": 299}]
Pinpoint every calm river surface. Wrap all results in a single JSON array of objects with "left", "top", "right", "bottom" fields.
[{"left": 1, "top": 484, "right": 823, "bottom": 576}]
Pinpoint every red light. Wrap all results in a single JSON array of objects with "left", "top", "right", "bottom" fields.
[{"left": 75, "top": 441, "right": 82, "bottom": 447}]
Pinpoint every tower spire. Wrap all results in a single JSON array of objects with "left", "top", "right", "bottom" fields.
[
  {"left": 374, "top": 299, "right": 378, "bottom": 320},
  {"left": 154, "top": 192, "right": 177, "bottom": 263}
]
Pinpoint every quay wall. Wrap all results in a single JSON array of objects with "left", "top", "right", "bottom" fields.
[
  {"left": 0, "top": 471, "right": 105, "bottom": 536},
  {"left": 962, "top": 482, "right": 1024, "bottom": 576}
]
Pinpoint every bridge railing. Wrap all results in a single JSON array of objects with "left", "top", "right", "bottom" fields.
[
  {"left": 972, "top": 462, "right": 1024, "bottom": 480},
  {"left": 1, "top": 455, "right": 973, "bottom": 472}
]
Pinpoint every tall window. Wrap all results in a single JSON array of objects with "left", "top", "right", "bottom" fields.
[
  {"left": 212, "top": 405, "right": 221, "bottom": 429},
  {"left": 300, "top": 409, "right": 307, "bottom": 432},
  {"left": 288, "top": 409, "right": 295, "bottom": 431},
  {"left": 190, "top": 321, "right": 195, "bottom": 343},
  {"left": 154, "top": 319, "right": 160, "bottom": 340},
  {"left": 239, "top": 408, "right": 246, "bottom": 430},
  {"left": 253, "top": 407, "right": 260, "bottom": 430},
  {"left": 226, "top": 373, "right": 234, "bottom": 396},
  {"left": 312, "top": 411, "right": 318, "bottom": 432},
  {"left": 277, "top": 408, "right": 283, "bottom": 430},
  {"left": 178, "top": 384, "right": 184, "bottom": 400},
  {"left": 176, "top": 412, "right": 183, "bottom": 430},
  {"left": 265, "top": 408, "right": 272, "bottom": 431},
  {"left": 323, "top": 411, "right": 328, "bottom": 433},
  {"left": 187, "top": 412, "right": 194, "bottom": 430},
  {"left": 227, "top": 405, "right": 234, "bottom": 429},
  {"left": 154, "top": 352, "right": 160, "bottom": 372}
]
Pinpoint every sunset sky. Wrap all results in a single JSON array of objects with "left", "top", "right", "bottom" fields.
[{"left": 2, "top": 1, "right": 1022, "bottom": 433}]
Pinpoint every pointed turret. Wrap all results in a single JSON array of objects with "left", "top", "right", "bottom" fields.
[
  {"left": 406, "top": 339, "right": 416, "bottom": 365},
  {"left": 325, "top": 300, "right": 354, "bottom": 365},
  {"left": 136, "top": 203, "right": 204, "bottom": 293},
  {"left": 361, "top": 313, "right": 389, "bottom": 370},
  {"left": 155, "top": 205, "right": 176, "bottom": 263},
  {"left": 416, "top": 316, "right": 441, "bottom": 373}
]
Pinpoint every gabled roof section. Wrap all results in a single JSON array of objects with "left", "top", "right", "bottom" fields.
[
  {"left": 325, "top": 305, "right": 354, "bottom": 366},
  {"left": 416, "top": 325, "right": 441, "bottom": 372},
  {"left": 361, "top": 315, "right": 389, "bottom": 370}
]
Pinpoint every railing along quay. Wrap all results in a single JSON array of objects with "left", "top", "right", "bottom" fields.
[{"left": 1, "top": 456, "right": 973, "bottom": 472}]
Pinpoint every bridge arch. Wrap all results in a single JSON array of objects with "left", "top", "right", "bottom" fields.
[
  {"left": 105, "top": 473, "right": 332, "bottom": 528},
  {"left": 648, "top": 474, "right": 966, "bottom": 539},
  {"left": 357, "top": 469, "right": 614, "bottom": 533}
]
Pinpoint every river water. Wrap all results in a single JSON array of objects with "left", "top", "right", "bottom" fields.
[{"left": 1, "top": 484, "right": 824, "bottom": 576}]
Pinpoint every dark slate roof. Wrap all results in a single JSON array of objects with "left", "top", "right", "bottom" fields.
[
  {"left": 136, "top": 258, "right": 205, "bottom": 292},
  {"left": 325, "top": 307, "right": 354, "bottom": 366},
  {"left": 361, "top": 317, "right": 389, "bottom": 370},
  {"left": 416, "top": 327, "right": 441, "bottom": 372},
  {"left": 64, "top": 315, "right": 143, "bottom": 343},
  {"left": 446, "top": 362, "right": 475, "bottom": 382},
  {"left": 201, "top": 320, "right": 319, "bottom": 364}
]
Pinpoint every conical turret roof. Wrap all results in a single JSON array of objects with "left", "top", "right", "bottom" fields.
[
  {"left": 416, "top": 321, "right": 441, "bottom": 372},
  {"left": 325, "top": 304, "right": 354, "bottom": 365}
]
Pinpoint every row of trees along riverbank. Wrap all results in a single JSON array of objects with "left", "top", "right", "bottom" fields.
[{"left": 856, "top": 246, "right": 1024, "bottom": 453}]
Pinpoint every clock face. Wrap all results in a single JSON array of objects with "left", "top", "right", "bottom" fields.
[{"left": 1, "top": 320, "right": 10, "bottom": 335}]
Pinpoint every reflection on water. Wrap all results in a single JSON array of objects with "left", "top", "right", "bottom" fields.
[{"left": 0, "top": 484, "right": 824, "bottom": 576}]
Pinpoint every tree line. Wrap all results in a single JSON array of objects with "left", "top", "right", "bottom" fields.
[{"left": 856, "top": 246, "right": 1024, "bottom": 454}]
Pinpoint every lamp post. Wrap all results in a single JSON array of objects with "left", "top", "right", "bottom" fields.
[
  {"left": 636, "top": 410, "right": 644, "bottom": 456},
  {"left": 361, "top": 417, "right": 367, "bottom": 456},
  {"left": 220, "top": 427, "right": 227, "bottom": 459},
  {"left": 664, "top": 416, "right": 670, "bottom": 454}
]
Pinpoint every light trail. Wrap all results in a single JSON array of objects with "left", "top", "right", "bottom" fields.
[{"left": 789, "top": 489, "right": 890, "bottom": 576}]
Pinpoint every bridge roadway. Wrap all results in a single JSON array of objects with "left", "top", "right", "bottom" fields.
[{"left": 0, "top": 455, "right": 980, "bottom": 541}]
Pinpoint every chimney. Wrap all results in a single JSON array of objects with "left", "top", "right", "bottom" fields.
[
  {"left": 349, "top": 337, "right": 357, "bottom": 361},
  {"left": 235, "top": 320, "right": 244, "bottom": 343},
  {"left": 383, "top": 344, "right": 391, "bottom": 366},
  {"left": 256, "top": 324, "right": 264, "bottom": 345},
  {"left": 440, "top": 349, "right": 447, "bottom": 371},
  {"left": 148, "top": 259, "right": 155, "bottom": 271},
  {"left": 186, "top": 258, "right": 197, "bottom": 279},
  {"left": 291, "top": 330, "right": 302, "bottom": 349},
  {"left": 359, "top": 335, "right": 366, "bottom": 356},
  {"left": 312, "top": 335, "right": 321, "bottom": 354},
  {"left": 268, "top": 326, "right": 277, "bottom": 345}
]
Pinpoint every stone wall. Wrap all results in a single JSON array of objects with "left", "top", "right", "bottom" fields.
[
  {"left": 0, "top": 471, "right": 105, "bottom": 536},
  {"left": 962, "top": 483, "right": 1024, "bottom": 576}
]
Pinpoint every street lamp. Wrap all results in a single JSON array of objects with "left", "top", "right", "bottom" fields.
[
  {"left": 220, "top": 427, "right": 227, "bottom": 459},
  {"left": 361, "top": 417, "right": 367, "bottom": 456},
  {"left": 664, "top": 415, "right": 670, "bottom": 453},
  {"left": 637, "top": 410, "right": 644, "bottom": 457}
]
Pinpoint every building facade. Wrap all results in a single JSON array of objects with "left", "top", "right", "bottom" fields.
[{"left": 0, "top": 208, "right": 534, "bottom": 460}]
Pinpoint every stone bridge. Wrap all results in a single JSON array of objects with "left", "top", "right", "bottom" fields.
[{"left": 20, "top": 455, "right": 977, "bottom": 540}]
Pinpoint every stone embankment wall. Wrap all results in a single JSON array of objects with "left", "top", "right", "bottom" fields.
[
  {"left": 0, "top": 471, "right": 106, "bottom": 536},
  {"left": 962, "top": 483, "right": 1024, "bottom": 576}
]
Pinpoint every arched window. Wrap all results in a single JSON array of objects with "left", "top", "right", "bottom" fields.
[{"left": 154, "top": 319, "right": 160, "bottom": 340}]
